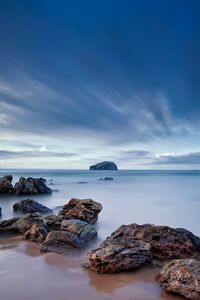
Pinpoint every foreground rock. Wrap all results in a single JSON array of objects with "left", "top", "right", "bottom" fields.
[
  {"left": 61, "top": 219, "right": 97, "bottom": 243},
  {"left": 40, "top": 230, "right": 85, "bottom": 253},
  {"left": 89, "top": 161, "right": 118, "bottom": 170},
  {"left": 158, "top": 259, "right": 200, "bottom": 299},
  {"left": 13, "top": 199, "right": 53, "bottom": 214},
  {"left": 24, "top": 224, "right": 48, "bottom": 242},
  {"left": 86, "top": 235, "right": 152, "bottom": 273},
  {"left": 58, "top": 198, "right": 102, "bottom": 224},
  {"left": 0, "top": 175, "right": 13, "bottom": 193},
  {"left": 14, "top": 177, "right": 52, "bottom": 195},
  {"left": 111, "top": 223, "right": 200, "bottom": 260}
]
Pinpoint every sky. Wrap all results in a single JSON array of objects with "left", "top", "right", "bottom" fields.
[{"left": 0, "top": 0, "right": 200, "bottom": 169}]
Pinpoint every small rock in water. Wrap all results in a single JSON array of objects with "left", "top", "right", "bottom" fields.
[
  {"left": 157, "top": 259, "right": 200, "bottom": 300},
  {"left": 58, "top": 198, "right": 102, "bottom": 224},
  {"left": 40, "top": 230, "right": 85, "bottom": 253},
  {"left": 13, "top": 199, "right": 53, "bottom": 214},
  {"left": 61, "top": 219, "right": 97, "bottom": 243},
  {"left": 0, "top": 175, "right": 14, "bottom": 193},
  {"left": 98, "top": 177, "right": 114, "bottom": 181},
  {"left": 77, "top": 181, "right": 88, "bottom": 184}
]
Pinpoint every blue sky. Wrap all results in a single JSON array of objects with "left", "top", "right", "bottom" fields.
[{"left": 0, "top": 0, "right": 200, "bottom": 169}]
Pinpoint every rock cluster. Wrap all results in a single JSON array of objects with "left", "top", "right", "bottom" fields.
[
  {"left": 85, "top": 222, "right": 200, "bottom": 298},
  {"left": 0, "top": 175, "right": 52, "bottom": 195},
  {"left": 0, "top": 198, "right": 102, "bottom": 254},
  {"left": 14, "top": 177, "right": 52, "bottom": 195},
  {"left": 86, "top": 223, "right": 200, "bottom": 275}
]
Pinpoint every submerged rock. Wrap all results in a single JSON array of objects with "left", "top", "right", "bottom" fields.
[
  {"left": 89, "top": 161, "right": 118, "bottom": 170},
  {"left": 14, "top": 177, "right": 52, "bottom": 195},
  {"left": 0, "top": 175, "right": 13, "bottom": 193},
  {"left": 111, "top": 223, "right": 200, "bottom": 260},
  {"left": 61, "top": 219, "right": 97, "bottom": 243},
  {"left": 40, "top": 230, "right": 85, "bottom": 253},
  {"left": 58, "top": 198, "right": 102, "bottom": 224},
  {"left": 24, "top": 224, "right": 48, "bottom": 242},
  {"left": 86, "top": 235, "right": 152, "bottom": 273},
  {"left": 13, "top": 199, "right": 53, "bottom": 214},
  {"left": 98, "top": 177, "right": 114, "bottom": 181},
  {"left": 158, "top": 259, "right": 200, "bottom": 299}
]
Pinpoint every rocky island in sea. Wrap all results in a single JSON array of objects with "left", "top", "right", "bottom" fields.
[{"left": 89, "top": 161, "right": 118, "bottom": 170}]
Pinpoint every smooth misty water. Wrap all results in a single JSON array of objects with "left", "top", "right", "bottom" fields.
[{"left": 0, "top": 169, "right": 200, "bottom": 300}]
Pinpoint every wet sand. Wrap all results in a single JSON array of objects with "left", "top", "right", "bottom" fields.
[{"left": 0, "top": 235, "right": 183, "bottom": 300}]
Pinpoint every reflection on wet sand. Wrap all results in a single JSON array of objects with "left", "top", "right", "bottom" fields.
[
  {"left": 0, "top": 235, "right": 184, "bottom": 300},
  {"left": 85, "top": 266, "right": 159, "bottom": 293}
]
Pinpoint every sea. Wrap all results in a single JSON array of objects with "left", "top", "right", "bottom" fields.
[{"left": 0, "top": 169, "right": 199, "bottom": 300}]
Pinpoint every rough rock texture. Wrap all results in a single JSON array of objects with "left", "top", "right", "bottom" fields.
[
  {"left": 14, "top": 177, "right": 52, "bottom": 195},
  {"left": 86, "top": 235, "right": 152, "bottom": 273},
  {"left": 89, "top": 161, "right": 118, "bottom": 170},
  {"left": 61, "top": 219, "right": 97, "bottom": 243},
  {"left": 158, "top": 259, "right": 200, "bottom": 299},
  {"left": 58, "top": 198, "right": 102, "bottom": 224},
  {"left": 111, "top": 224, "right": 200, "bottom": 260},
  {"left": 43, "top": 214, "right": 63, "bottom": 231},
  {"left": 0, "top": 175, "right": 13, "bottom": 193},
  {"left": 24, "top": 224, "right": 48, "bottom": 242},
  {"left": 0, "top": 217, "right": 20, "bottom": 233},
  {"left": 40, "top": 230, "right": 85, "bottom": 253},
  {"left": 12, "top": 212, "right": 44, "bottom": 234},
  {"left": 13, "top": 199, "right": 53, "bottom": 214}
]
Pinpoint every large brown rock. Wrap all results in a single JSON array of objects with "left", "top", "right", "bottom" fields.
[
  {"left": 158, "top": 259, "right": 200, "bottom": 299},
  {"left": 58, "top": 198, "right": 102, "bottom": 224},
  {"left": 0, "top": 175, "right": 13, "bottom": 193},
  {"left": 111, "top": 224, "right": 200, "bottom": 260},
  {"left": 40, "top": 230, "right": 85, "bottom": 253},
  {"left": 14, "top": 177, "right": 52, "bottom": 195},
  {"left": 86, "top": 235, "right": 152, "bottom": 273}
]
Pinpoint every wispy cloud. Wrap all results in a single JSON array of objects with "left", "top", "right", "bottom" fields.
[{"left": 155, "top": 152, "right": 200, "bottom": 165}]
